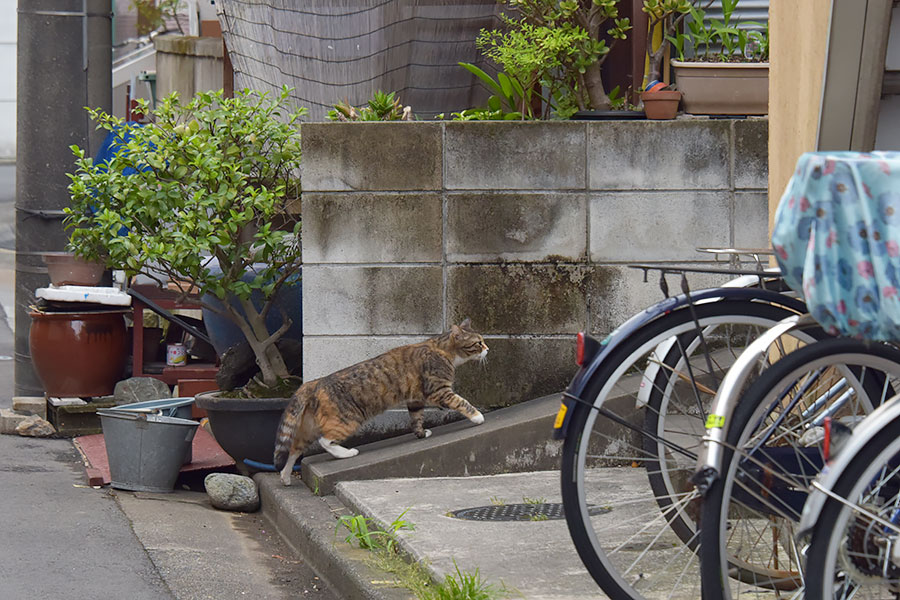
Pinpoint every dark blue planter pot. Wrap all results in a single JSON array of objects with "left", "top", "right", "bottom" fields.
[{"left": 201, "top": 266, "right": 302, "bottom": 357}]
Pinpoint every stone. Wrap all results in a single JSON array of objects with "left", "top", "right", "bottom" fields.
[
  {"left": 12, "top": 396, "right": 46, "bottom": 419},
  {"left": 113, "top": 377, "right": 172, "bottom": 405},
  {"left": 216, "top": 339, "right": 302, "bottom": 392},
  {"left": 15, "top": 415, "right": 56, "bottom": 437},
  {"left": 204, "top": 473, "right": 260, "bottom": 512},
  {"left": 0, "top": 408, "right": 28, "bottom": 434}
]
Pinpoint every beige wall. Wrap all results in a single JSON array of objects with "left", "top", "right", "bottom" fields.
[{"left": 768, "top": 0, "right": 831, "bottom": 232}]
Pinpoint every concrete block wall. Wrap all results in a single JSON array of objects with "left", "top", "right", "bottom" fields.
[
  {"left": 154, "top": 34, "right": 224, "bottom": 101},
  {"left": 301, "top": 119, "right": 769, "bottom": 409}
]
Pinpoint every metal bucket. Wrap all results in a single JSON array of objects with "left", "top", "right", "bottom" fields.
[
  {"left": 112, "top": 397, "right": 196, "bottom": 464},
  {"left": 98, "top": 409, "right": 199, "bottom": 493}
]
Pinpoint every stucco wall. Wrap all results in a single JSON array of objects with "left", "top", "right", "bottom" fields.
[
  {"left": 301, "top": 119, "right": 769, "bottom": 409},
  {"left": 154, "top": 34, "right": 223, "bottom": 101},
  {"left": 768, "top": 0, "right": 830, "bottom": 230}
]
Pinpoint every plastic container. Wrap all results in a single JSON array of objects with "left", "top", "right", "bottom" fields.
[{"left": 98, "top": 409, "right": 199, "bottom": 492}]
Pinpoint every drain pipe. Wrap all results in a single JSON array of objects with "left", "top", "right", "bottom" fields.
[{"left": 15, "top": 0, "right": 112, "bottom": 395}]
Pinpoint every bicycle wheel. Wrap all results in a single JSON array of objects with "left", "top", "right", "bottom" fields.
[
  {"left": 561, "top": 299, "right": 815, "bottom": 600},
  {"left": 805, "top": 408, "right": 900, "bottom": 599},
  {"left": 699, "top": 338, "right": 900, "bottom": 600}
]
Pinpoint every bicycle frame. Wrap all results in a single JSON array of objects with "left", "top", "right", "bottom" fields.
[
  {"left": 552, "top": 284, "right": 806, "bottom": 440},
  {"left": 797, "top": 391, "right": 900, "bottom": 541},
  {"left": 692, "top": 313, "right": 822, "bottom": 492}
]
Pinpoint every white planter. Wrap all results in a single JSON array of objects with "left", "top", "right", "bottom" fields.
[{"left": 671, "top": 60, "right": 769, "bottom": 115}]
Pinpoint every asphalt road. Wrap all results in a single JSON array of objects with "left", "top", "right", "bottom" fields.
[{"left": 0, "top": 161, "right": 337, "bottom": 600}]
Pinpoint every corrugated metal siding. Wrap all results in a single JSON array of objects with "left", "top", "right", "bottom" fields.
[{"left": 703, "top": 0, "right": 769, "bottom": 23}]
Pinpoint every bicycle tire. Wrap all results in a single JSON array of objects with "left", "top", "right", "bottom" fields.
[
  {"left": 699, "top": 338, "right": 900, "bottom": 600},
  {"left": 561, "top": 299, "right": 813, "bottom": 600},
  {"left": 804, "top": 408, "right": 900, "bottom": 599}
]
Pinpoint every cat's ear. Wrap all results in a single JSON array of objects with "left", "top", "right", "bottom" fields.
[
  {"left": 450, "top": 323, "right": 461, "bottom": 338},
  {"left": 459, "top": 318, "right": 472, "bottom": 330}
]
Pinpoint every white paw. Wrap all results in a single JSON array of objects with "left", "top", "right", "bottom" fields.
[
  {"left": 470, "top": 412, "right": 484, "bottom": 425},
  {"left": 280, "top": 472, "right": 292, "bottom": 486},
  {"left": 341, "top": 447, "right": 359, "bottom": 458},
  {"left": 423, "top": 429, "right": 432, "bottom": 438}
]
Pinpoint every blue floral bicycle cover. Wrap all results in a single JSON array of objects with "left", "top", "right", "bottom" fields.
[{"left": 771, "top": 151, "right": 900, "bottom": 340}]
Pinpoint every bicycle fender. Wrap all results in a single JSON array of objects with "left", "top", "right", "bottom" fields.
[
  {"left": 552, "top": 287, "right": 807, "bottom": 440},
  {"left": 692, "top": 314, "right": 822, "bottom": 492},
  {"left": 797, "top": 394, "right": 900, "bottom": 541}
]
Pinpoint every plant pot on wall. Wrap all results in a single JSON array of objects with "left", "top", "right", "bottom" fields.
[
  {"left": 42, "top": 252, "right": 106, "bottom": 286},
  {"left": 671, "top": 60, "right": 769, "bottom": 116},
  {"left": 640, "top": 90, "right": 682, "bottom": 120}
]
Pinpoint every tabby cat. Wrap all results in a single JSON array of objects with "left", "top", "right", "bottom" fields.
[{"left": 274, "top": 319, "right": 488, "bottom": 485}]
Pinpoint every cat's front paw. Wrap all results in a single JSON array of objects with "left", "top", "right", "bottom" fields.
[
  {"left": 280, "top": 471, "right": 292, "bottom": 486},
  {"left": 469, "top": 411, "right": 484, "bottom": 425}
]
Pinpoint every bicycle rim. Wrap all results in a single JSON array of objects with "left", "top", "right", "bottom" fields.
[
  {"left": 701, "top": 339, "right": 900, "bottom": 600},
  {"left": 805, "top": 411, "right": 900, "bottom": 599},
  {"left": 561, "top": 300, "right": 812, "bottom": 600}
]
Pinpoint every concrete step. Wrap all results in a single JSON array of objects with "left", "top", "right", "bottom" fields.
[
  {"left": 299, "top": 394, "right": 563, "bottom": 495},
  {"left": 0, "top": 408, "right": 28, "bottom": 434},
  {"left": 12, "top": 396, "right": 46, "bottom": 419}
]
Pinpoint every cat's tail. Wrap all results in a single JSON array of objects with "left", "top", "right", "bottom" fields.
[{"left": 273, "top": 388, "right": 308, "bottom": 471}]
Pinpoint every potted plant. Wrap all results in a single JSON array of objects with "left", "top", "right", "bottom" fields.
[
  {"left": 64, "top": 86, "right": 306, "bottom": 465},
  {"left": 666, "top": 0, "right": 769, "bottom": 115},
  {"left": 464, "top": 0, "right": 632, "bottom": 118}
]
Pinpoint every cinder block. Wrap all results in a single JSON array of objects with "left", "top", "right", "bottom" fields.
[
  {"left": 734, "top": 191, "right": 770, "bottom": 249},
  {"left": 588, "top": 265, "right": 738, "bottom": 337},
  {"left": 12, "top": 396, "right": 47, "bottom": 419},
  {"left": 302, "top": 192, "right": 442, "bottom": 263},
  {"left": 301, "top": 122, "right": 443, "bottom": 191},
  {"left": 447, "top": 264, "right": 591, "bottom": 335},
  {"left": 444, "top": 122, "right": 586, "bottom": 190},
  {"left": 733, "top": 118, "right": 769, "bottom": 190},
  {"left": 446, "top": 192, "right": 587, "bottom": 262},
  {"left": 0, "top": 408, "right": 28, "bottom": 434},
  {"left": 302, "top": 336, "right": 427, "bottom": 382},
  {"left": 588, "top": 120, "right": 731, "bottom": 190},
  {"left": 302, "top": 266, "right": 443, "bottom": 335},
  {"left": 454, "top": 338, "right": 576, "bottom": 409},
  {"left": 589, "top": 191, "right": 731, "bottom": 262}
]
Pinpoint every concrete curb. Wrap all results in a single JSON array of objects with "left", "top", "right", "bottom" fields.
[{"left": 255, "top": 473, "right": 414, "bottom": 600}]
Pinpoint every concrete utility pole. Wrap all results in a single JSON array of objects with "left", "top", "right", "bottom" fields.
[{"left": 15, "top": 0, "right": 111, "bottom": 395}]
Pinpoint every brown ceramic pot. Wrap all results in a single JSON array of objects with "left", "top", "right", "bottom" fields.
[
  {"left": 29, "top": 310, "right": 129, "bottom": 397},
  {"left": 42, "top": 252, "right": 106, "bottom": 286},
  {"left": 640, "top": 90, "right": 682, "bottom": 120}
]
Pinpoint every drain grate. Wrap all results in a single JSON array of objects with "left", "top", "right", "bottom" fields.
[{"left": 448, "top": 503, "right": 611, "bottom": 522}]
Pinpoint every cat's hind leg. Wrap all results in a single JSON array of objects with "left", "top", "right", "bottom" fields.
[
  {"left": 319, "top": 437, "right": 359, "bottom": 459},
  {"left": 279, "top": 451, "right": 302, "bottom": 486}
]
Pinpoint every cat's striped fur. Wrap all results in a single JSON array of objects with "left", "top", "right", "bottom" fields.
[{"left": 274, "top": 319, "right": 488, "bottom": 485}]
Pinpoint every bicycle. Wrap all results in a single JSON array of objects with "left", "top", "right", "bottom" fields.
[
  {"left": 695, "top": 151, "right": 900, "bottom": 600},
  {"left": 556, "top": 253, "right": 821, "bottom": 600}
]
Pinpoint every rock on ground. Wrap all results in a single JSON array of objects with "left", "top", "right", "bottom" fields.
[
  {"left": 16, "top": 415, "right": 56, "bottom": 437},
  {"left": 204, "top": 473, "right": 260, "bottom": 512}
]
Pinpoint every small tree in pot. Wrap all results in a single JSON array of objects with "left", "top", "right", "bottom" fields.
[{"left": 64, "top": 87, "right": 305, "bottom": 395}]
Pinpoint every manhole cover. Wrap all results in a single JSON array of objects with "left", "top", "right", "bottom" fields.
[{"left": 448, "top": 503, "right": 611, "bottom": 522}]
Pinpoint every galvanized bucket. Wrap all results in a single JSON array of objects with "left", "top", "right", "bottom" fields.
[
  {"left": 112, "top": 398, "right": 196, "bottom": 464},
  {"left": 98, "top": 409, "right": 199, "bottom": 493}
]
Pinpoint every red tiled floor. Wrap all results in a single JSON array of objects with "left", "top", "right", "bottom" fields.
[{"left": 73, "top": 427, "right": 234, "bottom": 486}]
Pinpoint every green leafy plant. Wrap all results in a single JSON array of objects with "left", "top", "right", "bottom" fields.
[
  {"left": 64, "top": 87, "right": 305, "bottom": 392},
  {"left": 470, "top": 1, "right": 631, "bottom": 114},
  {"left": 328, "top": 91, "right": 413, "bottom": 121},
  {"left": 338, "top": 509, "right": 415, "bottom": 554},
  {"left": 679, "top": 0, "right": 768, "bottom": 62},
  {"left": 425, "top": 561, "right": 498, "bottom": 600},
  {"left": 521, "top": 496, "right": 546, "bottom": 505},
  {"left": 132, "top": 0, "right": 184, "bottom": 35},
  {"left": 453, "top": 64, "right": 528, "bottom": 120},
  {"left": 489, "top": 496, "right": 506, "bottom": 506}
]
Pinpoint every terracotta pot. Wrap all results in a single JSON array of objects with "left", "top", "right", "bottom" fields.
[
  {"left": 640, "top": 90, "right": 682, "bottom": 120},
  {"left": 29, "top": 310, "right": 128, "bottom": 397},
  {"left": 42, "top": 252, "right": 106, "bottom": 286},
  {"left": 671, "top": 60, "right": 769, "bottom": 115}
]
